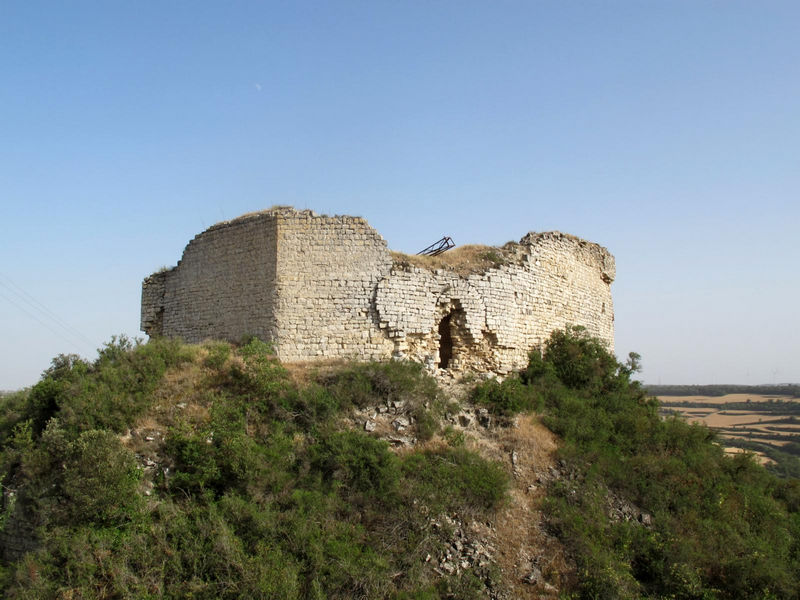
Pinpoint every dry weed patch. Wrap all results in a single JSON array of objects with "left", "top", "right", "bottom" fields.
[{"left": 390, "top": 243, "right": 517, "bottom": 276}]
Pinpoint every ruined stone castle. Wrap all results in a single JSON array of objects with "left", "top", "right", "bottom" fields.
[{"left": 141, "top": 207, "right": 615, "bottom": 374}]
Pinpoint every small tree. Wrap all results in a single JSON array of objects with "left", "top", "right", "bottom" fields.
[{"left": 543, "top": 325, "right": 622, "bottom": 392}]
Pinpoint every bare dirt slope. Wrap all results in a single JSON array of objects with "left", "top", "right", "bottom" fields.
[
  {"left": 488, "top": 415, "right": 571, "bottom": 598},
  {"left": 435, "top": 376, "right": 572, "bottom": 598}
]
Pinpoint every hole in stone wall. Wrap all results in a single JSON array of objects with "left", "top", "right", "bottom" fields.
[{"left": 438, "top": 313, "right": 454, "bottom": 368}]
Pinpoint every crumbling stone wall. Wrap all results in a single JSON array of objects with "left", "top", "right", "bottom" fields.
[
  {"left": 375, "top": 232, "right": 615, "bottom": 373},
  {"left": 142, "top": 207, "right": 615, "bottom": 374}
]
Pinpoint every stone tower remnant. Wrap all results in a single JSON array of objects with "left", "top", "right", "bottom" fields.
[{"left": 141, "top": 207, "right": 615, "bottom": 374}]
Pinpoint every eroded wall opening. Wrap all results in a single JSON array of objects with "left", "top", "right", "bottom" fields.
[
  {"left": 438, "top": 313, "right": 453, "bottom": 368},
  {"left": 434, "top": 301, "right": 471, "bottom": 370}
]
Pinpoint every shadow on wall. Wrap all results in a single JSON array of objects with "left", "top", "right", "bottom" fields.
[
  {"left": 438, "top": 313, "right": 453, "bottom": 368},
  {"left": 435, "top": 301, "right": 468, "bottom": 369}
]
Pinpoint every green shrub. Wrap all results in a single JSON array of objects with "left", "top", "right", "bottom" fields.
[
  {"left": 2, "top": 421, "right": 141, "bottom": 536},
  {"left": 310, "top": 431, "right": 400, "bottom": 500},
  {"left": 229, "top": 338, "right": 291, "bottom": 399},
  {"left": 442, "top": 425, "right": 465, "bottom": 447},
  {"left": 165, "top": 395, "right": 277, "bottom": 498},
  {"left": 287, "top": 384, "right": 341, "bottom": 429},
  {"left": 0, "top": 391, "right": 30, "bottom": 449},
  {"left": 59, "top": 429, "right": 142, "bottom": 525},
  {"left": 521, "top": 327, "right": 800, "bottom": 599},
  {"left": 320, "top": 360, "right": 438, "bottom": 410},
  {"left": 471, "top": 374, "right": 540, "bottom": 416},
  {"left": 434, "top": 570, "right": 486, "bottom": 600},
  {"left": 413, "top": 407, "right": 439, "bottom": 441},
  {"left": 479, "top": 250, "right": 503, "bottom": 266},
  {"left": 22, "top": 354, "right": 89, "bottom": 436},
  {"left": 403, "top": 447, "right": 508, "bottom": 513},
  {"left": 2, "top": 341, "right": 505, "bottom": 598},
  {"left": 542, "top": 325, "right": 627, "bottom": 393},
  {"left": 28, "top": 336, "right": 196, "bottom": 436},
  {"left": 202, "top": 340, "right": 232, "bottom": 371}
]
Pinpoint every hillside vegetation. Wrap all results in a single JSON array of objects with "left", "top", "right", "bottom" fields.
[
  {"left": 0, "top": 329, "right": 797, "bottom": 599},
  {"left": 473, "top": 329, "right": 800, "bottom": 598}
]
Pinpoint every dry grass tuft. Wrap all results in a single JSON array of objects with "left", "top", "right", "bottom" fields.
[
  {"left": 283, "top": 359, "right": 352, "bottom": 387},
  {"left": 390, "top": 243, "right": 518, "bottom": 276}
]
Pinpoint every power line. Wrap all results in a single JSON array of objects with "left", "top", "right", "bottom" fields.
[
  {"left": 0, "top": 273, "right": 97, "bottom": 348},
  {"left": 0, "top": 290, "right": 93, "bottom": 356},
  {"left": 0, "top": 274, "right": 97, "bottom": 357}
]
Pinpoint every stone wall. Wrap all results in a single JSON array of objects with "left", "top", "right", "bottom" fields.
[
  {"left": 271, "top": 210, "right": 395, "bottom": 361},
  {"left": 141, "top": 211, "right": 280, "bottom": 344},
  {"left": 142, "top": 208, "right": 615, "bottom": 374},
  {"left": 375, "top": 232, "right": 615, "bottom": 373}
]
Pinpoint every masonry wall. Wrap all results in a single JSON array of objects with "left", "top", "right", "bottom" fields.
[
  {"left": 141, "top": 213, "right": 280, "bottom": 344},
  {"left": 142, "top": 208, "right": 615, "bottom": 374},
  {"left": 271, "top": 210, "right": 395, "bottom": 360},
  {"left": 374, "top": 232, "right": 615, "bottom": 374}
]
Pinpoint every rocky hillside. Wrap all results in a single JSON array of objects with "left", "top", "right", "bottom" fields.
[{"left": 0, "top": 329, "right": 798, "bottom": 599}]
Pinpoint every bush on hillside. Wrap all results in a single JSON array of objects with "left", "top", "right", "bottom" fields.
[
  {"left": 318, "top": 360, "right": 444, "bottom": 440},
  {"left": 506, "top": 326, "right": 800, "bottom": 600},
  {"left": 0, "top": 337, "right": 506, "bottom": 599},
  {"left": 403, "top": 447, "right": 509, "bottom": 514},
  {"left": 319, "top": 360, "right": 439, "bottom": 410},
  {"left": 471, "top": 374, "right": 540, "bottom": 416}
]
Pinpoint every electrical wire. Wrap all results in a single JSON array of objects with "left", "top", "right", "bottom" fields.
[
  {"left": 0, "top": 274, "right": 96, "bottom": 357},
  {"left": 0, "top": 274, "right": 96, "bottom": 348}
]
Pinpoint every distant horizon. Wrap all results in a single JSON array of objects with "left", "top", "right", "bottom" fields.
[{"left": 644, "top": 382, "right": 800, "bottom": 389}]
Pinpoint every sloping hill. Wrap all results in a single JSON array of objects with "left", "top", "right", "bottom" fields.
[
  {"left": 0, "top": 330, "right": 798, "bottom": 599},
  {"left": 0, "top": 337, "right": 560, "bottom": 598}
]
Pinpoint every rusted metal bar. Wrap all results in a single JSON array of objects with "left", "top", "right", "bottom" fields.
[{"left": 417, "top": 236, "right": 455, "bottom": 256}]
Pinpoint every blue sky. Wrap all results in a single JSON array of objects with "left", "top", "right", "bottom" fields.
[{"left": 1, "top": 1, "right": 798, "bottom": 389}]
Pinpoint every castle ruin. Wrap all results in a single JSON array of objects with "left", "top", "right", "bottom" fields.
[{"left": 141, "top": 207, "right": 615, "bottom": 374}]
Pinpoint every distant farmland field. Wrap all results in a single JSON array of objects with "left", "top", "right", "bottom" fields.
[{"left": 658, "top": 394, "right": 800, "bottom": 473}]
